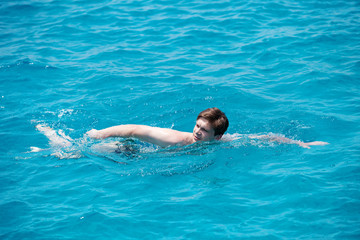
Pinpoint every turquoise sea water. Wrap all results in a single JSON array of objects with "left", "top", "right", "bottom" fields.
[{"left": 1, "top": 0, "right": 360, "bottom": 239}]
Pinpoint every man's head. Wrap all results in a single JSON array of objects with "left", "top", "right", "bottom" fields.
[{"left": 193, "top": 107, "right": 229, "bottom": 142}]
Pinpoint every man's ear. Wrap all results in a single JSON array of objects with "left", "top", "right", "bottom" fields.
[{"left": 215, "top": 134, "right": 223, "bottom": 140}]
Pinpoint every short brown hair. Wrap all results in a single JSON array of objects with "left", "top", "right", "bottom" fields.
[{"left": 197, "top": 107, "right": 229, "bottom": 136}]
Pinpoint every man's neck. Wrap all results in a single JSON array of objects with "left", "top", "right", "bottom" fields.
[{"left": 183, "top": 132, "right": 196, "bottom": 145}]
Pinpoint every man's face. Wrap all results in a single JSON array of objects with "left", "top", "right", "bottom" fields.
[{"left": 193, "top": 118, "right": 220, "bottom": 142}]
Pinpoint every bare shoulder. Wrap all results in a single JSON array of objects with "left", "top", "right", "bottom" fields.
[
  {"left": 134, "top": 126, "right": 192, "bottom": 147},
  {"left": 152, "top": 127, "right": 192, "bottom": 145}
]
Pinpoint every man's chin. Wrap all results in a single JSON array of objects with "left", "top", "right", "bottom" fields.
[{"left": 194, "top": 136, "right": 201, "bottom": 142}]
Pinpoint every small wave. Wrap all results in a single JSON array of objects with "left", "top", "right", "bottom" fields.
[
  {"left": 58, "top": 109, "right": 74, "bottom": 118},
  {"left": 0, "top": 59, "right": 57, "bottom": 71}
]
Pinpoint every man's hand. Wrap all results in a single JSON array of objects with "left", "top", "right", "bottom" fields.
[
  {"left": 298, "top": 141, "right": 329, "bottom": 149},
  {"left": 86, "top": 129, "right": 104, "bottom": 139},
  {"left": 250, "top": 134, "right": 329, "bottom": 149}
]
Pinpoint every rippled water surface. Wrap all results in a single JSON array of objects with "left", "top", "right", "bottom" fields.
[{"left": 1, "top": 0, "right": 360, "bottom": 239}]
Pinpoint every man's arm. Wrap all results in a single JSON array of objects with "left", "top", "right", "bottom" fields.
[
  {"left": 86, "top": 125, "right": 189, "bottom": 148},
  {"left": 249, "top": 134, "right": 329, "bottom": 149}
]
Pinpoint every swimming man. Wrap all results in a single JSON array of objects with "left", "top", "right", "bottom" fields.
[{"left": 86, "top": 107, "right": 328, "bottom": 149}]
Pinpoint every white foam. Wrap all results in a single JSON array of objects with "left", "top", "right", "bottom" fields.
[
  {"left": 36, "top": 124, "right": 72, "bottom": 147},
  {"left": 29, "top": 146, "right": 44, "bottom": 152}
]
